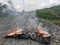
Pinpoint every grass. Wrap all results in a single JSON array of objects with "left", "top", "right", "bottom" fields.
[
  {"left": 38, "top": 18, "right": 60, "bottom": 26},
  {"left": 51, "top": 20, "right": 60, "bottom": 26},
  {"left": 0, "top": 15, "right": 14, "bottom": 22}
]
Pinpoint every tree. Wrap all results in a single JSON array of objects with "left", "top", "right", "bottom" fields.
[{"left": 0, "top": 3, "right": 8, "bottom": 17}]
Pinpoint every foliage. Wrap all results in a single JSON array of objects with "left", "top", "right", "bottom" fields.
[
  {"left": 0, "top": 3, "right": 8, "bottom": 17},
  {"left": 36, "top": 5, "right": 60, "bottom": 26},
  {"left": 36, "top": 6, "right": 60, "bottom": 20}
]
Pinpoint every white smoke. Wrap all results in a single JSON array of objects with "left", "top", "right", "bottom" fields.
[{"left": 0, "top": 0, "right": 51, "bottom": 32}]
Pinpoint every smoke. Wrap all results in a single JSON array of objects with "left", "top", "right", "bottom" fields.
[
  {"left": 0, "top": 0, "right": 59, "bottom": 31},
  {"left": 11, "top": 11, "right": 48, "bottom": 32},
  {"left": 13, "top": 12, "right": 38, "bottom": 30}
]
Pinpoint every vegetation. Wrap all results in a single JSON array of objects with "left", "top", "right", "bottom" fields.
[
  {"left": 0, "top": 3, "right": 8, "bottom": 17},
  {"left": 0, "top": 3, "right": 14, "bottom": 21},
  {"left": 0, "top": 15, "right": 14, "bottom": 22},
  {"left": 36, "top": 5, "right": 60, "bottom": 26}
]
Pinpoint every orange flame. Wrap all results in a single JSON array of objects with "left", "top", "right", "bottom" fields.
[
  {"left": 37, "top": 29, "right": 51, "bottom": 37},
  {"left": 5, "top": 28, "right": 23, "bottom": 37}
]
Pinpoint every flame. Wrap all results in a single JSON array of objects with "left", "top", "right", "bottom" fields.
[
  {"left": 15, "top": 28, "right": 23, "bottom": 34},
  {"left": 5, "top": 28, "right": 23, "bottom": 36},
  {"left": 37, "top": 28, "right": 51, "bottom": 37}
]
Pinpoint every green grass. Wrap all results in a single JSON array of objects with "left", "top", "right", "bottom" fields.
[
  {"left": 0, "top": 15, "right": 14, "bottom": 22},
  {"left": 38, "top": 17, "right": 60, "bottom": 26},
  {"left": 51, "top": 20, "right": 60, "bottom": 26}
]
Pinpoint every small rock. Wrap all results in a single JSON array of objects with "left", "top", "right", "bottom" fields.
[{"left": 54, "top": 39, "right": 59, "bottom": 43}]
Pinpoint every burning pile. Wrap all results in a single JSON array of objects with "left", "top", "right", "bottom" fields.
[
  {"left": 3, "top": 14, "right": 52, "bottom": 43},
  {"left": 4, "top": 27, "right": 51, "bottom": 43}
]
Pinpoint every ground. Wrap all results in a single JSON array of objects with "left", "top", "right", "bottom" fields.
[{"left": 0, "top": 15, "right": 60, "bottom": 45}]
